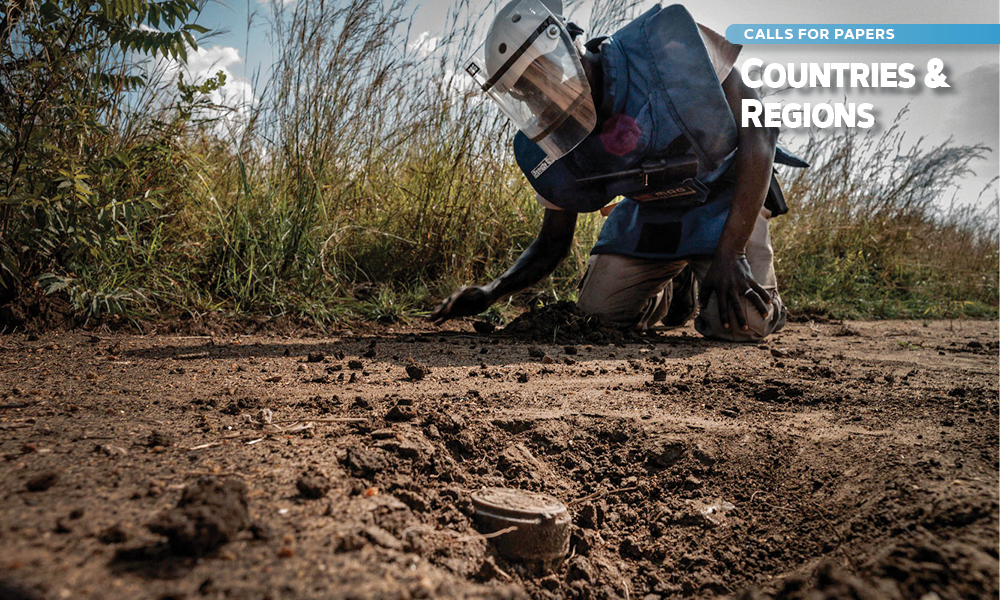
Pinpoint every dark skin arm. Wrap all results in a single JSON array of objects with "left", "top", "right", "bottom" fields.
[
  {"left": 698, "top": 68, "right": 778, "bottom": 331},
  {"left": 430, "top": 208, "right": 577, "bottom": 323}
]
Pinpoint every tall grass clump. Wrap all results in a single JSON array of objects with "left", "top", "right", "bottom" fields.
[
  {"left": 773, "top": 116, "right": 998, "bottom": 319},
  {"left": 189, "top": 0, "right": 602, "bottom": 321}
]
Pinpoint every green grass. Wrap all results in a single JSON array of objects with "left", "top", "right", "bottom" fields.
[{"left": 772, "top": 118, "right": 998, "bottom": 320}]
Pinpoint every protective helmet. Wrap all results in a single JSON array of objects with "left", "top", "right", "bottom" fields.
[{"left": 465, "top": 0, "right": 596, "bottom": 160}]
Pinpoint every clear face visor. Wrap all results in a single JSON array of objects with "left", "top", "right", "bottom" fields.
[{"left": 465, "top": 0, "right": 596, "bottom": 160}]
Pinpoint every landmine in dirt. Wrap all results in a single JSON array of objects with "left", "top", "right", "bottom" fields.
[{"left": 0, "top": 319, "right": 997, "bottom": 600}]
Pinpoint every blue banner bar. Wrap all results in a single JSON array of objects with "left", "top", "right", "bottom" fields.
[{"left": 726, "top": 24, "right": 1000, "bottom": 44}]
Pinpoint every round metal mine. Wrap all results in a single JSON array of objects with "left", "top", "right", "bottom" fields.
[{"left": 471, "top": 487, "right": 571, "bottom": 565}]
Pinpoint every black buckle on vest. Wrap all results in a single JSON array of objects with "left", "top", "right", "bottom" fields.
[
  {"left": 576, "top": 155, "right": 698, "bottom": 186},
  {"left": 576, "top": 154, "right": 706, "bottom": 206}
]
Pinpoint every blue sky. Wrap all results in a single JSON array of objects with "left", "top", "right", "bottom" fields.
[{"left": 189, "top": 0, "right": 999, "bottom": 210}]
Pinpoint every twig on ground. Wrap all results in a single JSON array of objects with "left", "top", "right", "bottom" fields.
[
  {"left": 400, "top": 524, "right": 437, "bottom": 539},
  {"left": 445, "top": 525, "right": 520, "bottom": 547},
  {"left": 190, "top": 419, "right": 332, "bottom": 450},
  {"left": 568, "top": 485, "right": 640, "bottom": 507},
  {"left": 478, "top": 526, "right": 518, "bottom": 540},
  {"left": 491, "top": 561, "right": 514, "bottom": 582},
  {"left": 271, "top": 417, "right": 366, "bottom": 424},
  {"left": 280, "top": 422, "right": 314, "bottom": 433},
  {"left": 749, "top": 491, "right": 796, "bottom": 513},
  {"left": 189, "top": 441, "right": 226, "bottom": 451},
  {"left": 175, "top": 471, "right": 239, "bottom": 478}
]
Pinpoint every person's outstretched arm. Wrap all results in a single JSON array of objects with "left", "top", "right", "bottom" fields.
[
  {"left": 698, "top": 68, "right": 778, "bottom": 332},
  {"left": 430, "top": 208, "right": 578, "bottom": 323}
]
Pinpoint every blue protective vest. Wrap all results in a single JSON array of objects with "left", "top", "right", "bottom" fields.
[{"left": 513, "top": 4, "right": 806, "bottom": 260}]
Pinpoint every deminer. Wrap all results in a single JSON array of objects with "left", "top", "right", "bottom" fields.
[{"left": 430, "top": 0, "right": 806, "bottom": 340}]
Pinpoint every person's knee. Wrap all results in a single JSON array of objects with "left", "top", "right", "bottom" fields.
[
  {"left": 577, "top": 254, "right": 693, "bottom": 330},
  {"left": 694, "top": 294, "right": 785, "bottom": 342},
  {"left": 576, "top": 295, "right": 641, "bottom": 330}
]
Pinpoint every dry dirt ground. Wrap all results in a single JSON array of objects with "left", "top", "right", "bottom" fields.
[{"left": 0, "top": 318, "right": 997, "bottom": 600}]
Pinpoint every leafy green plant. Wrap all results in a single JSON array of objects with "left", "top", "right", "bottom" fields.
[{"left": 0, "top": 0, "right": 206, "bottom": 306}]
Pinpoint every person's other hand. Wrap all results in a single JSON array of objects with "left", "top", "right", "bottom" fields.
[
  {"left": 429, "top": 286, "right": 493, "bottom": 324},
  {"left": 698, "top": 254, "right": 771, "bottom": 332}
]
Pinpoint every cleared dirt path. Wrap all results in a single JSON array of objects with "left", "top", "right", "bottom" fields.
[{"left": 1, "top": 320, "right": 997, "bottom": 599}]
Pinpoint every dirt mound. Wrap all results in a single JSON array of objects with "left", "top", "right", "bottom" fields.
[
  {"left": 147, "top": 477, "right": 251, "bottom": 556},
  {"left": 0, "top": 292, "right": 75, "bottom": 333},
  {"left": 751, "top": 562, "right": 891, "bottom": 600},
  {"left": 496, "top": 301, "right": 639, "bottom": 345},
  {"left": 752, "top": 533, "right": 1000, "bottom": 600},
  {"left": 866, "top": 534, "right": 999, "bottom": 599}
]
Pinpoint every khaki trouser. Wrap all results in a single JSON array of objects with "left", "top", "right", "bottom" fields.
[{"left": 577, "top": 210, "right": 786, "bottom": 342}]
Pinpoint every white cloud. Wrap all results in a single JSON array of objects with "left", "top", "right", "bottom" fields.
[
  {"left": 183, "top": 45, "right": 243, "bottom": 75},
  {"left": 154, "top": 45, "right": 256, "bottom": 138},
  {"left": 945, "top": 64, "right": 999, "bottom": 152},
  {"left": 409, "top": 31, "right": 440, "bottom": 60},
  {"left": 899, "top": 62, "right": 1000, "bottom": 209}
]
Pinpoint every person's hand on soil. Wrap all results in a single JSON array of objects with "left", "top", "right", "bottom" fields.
[
  {"left": 430, "top": 285, "right": 493, "bottom": 324},
  {"left": 699, "top": 253, "right": 770, "bottom": 332}
]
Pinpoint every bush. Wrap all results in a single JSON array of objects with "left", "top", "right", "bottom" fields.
[{"left": 0, "top": 0, "right": 207, "bottom": 315}]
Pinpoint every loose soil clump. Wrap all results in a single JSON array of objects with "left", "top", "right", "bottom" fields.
[
  {"left": 146, "top": 478, "right": 251, "bottom": 556},
  {"left": 24, "top": 470, "right": 58, "bottom": 492},
  {"left": 295, "top": 468, "right": 331, "bottom": 499},
  {"left": 496, "top": 301, "right": 640, "bottom": 345},
  {"left": 405, "top": 363, "right": 428, "bottom": 381}
]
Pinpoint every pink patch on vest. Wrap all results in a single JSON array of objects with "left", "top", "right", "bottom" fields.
[{"left": 600, "top": 114, "right": 643, "bottom": 156}]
